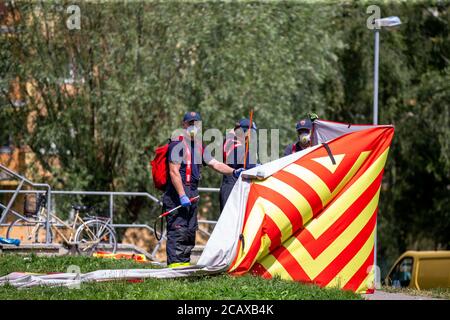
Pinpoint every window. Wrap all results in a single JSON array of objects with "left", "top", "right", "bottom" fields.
[{"left": 389, "top": 257, "right": 413, "bottom": 288}]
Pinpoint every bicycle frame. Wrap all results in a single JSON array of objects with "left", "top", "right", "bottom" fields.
[{"left": 33, "top": 205, "right": 112, "bottom": 246}]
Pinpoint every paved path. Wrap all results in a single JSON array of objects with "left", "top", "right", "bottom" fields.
[{"left": 363, "top": 290, "right": 442, "bottom": 300}]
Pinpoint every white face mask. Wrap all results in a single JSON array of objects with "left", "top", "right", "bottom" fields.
[
  {"left": 186, "top": 125, "right": 198, "bottom": 138},
  {"left": 298, "top": 132, "right": 311, "bottom": 148}
]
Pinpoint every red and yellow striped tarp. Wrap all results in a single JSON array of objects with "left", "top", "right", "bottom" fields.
[
  {"left": 229, "top": 126, "right": 394, "bottom": 293},
  {"left": 93, "top": 251, "right": 148, "bottom": 263}
]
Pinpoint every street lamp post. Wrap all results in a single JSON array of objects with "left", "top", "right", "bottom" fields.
[
  {"left": 373, "top": 29, "right": 380, "bottom": 125},
  {"left": 373, "top": 16, "right": 402, "bottom": 125},
  {"left": 372, "top": 15, "right": 401, "bottom": 287}
]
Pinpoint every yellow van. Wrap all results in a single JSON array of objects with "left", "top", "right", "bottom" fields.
[{"left": 385, "top": 251, "right": 450, "bottom": 290}]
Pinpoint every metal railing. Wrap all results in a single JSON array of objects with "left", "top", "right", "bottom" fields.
[
  {"left": 0, "top": 164, "right": 53, "bottom": 243},
  {"left": 0, "top": 164, "right": 220, "bottom": 261}
]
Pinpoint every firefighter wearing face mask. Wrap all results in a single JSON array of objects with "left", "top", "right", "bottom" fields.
[
  {"left": 284, "top": 117, "right": 314, "bottom": 156},
  {"left": 163, "top": 111, "right": 242, "bottom": 268},
  {"left": 219, "top": 118, "right": 258, "bottom": 212}
]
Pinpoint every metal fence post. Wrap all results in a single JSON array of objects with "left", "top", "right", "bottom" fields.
[
  {"left": 46, "top": 187, "right": 52, "bottom": 244},
  {"left": 109, "top": 194, "right": 114, "bottom": 245},
  {"left": 109, "top": 194, "right": 114, "bottom": 224}
]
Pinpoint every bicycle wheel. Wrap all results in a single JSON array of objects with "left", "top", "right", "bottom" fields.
[
  {"left": 6, "top": 218, "right": 53, "bottom": 244},
  {"left": 74, "top": 219, "right": 117, "bottom": 256}
]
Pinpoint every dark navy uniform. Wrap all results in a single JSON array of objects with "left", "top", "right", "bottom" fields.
[
  {"left": 163, "top": 138, "right": 212, "bottom": 265},
  {"left": 219, "top": 120, "right": 258, "bottom": 212},
  {"left": 284, "top": 142, "right": 305, "bottom": 156},
  {"left": 284, "top": 118, "right": 314, "bottom": 156}
]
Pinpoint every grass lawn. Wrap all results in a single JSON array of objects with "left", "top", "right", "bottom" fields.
[{"left": 0, "top": 254, "right": 361, "bottom": 300}]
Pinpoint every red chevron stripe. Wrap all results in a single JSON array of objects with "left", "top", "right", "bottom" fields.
[
  {"left": 242, "top": 184, "right": 259, "bottom": 230},
  {"left": 229, "top": 184, "right": 260, "bottom": 270},
  {"left": 232, "top": 176, "right": 313, "bottom": 271},
  {"left": 324, "top": 130, "right": 393, "bottom": 195},
  {"left": 239, "top": 128, "right": 392, "bottom": 251},
  {"left": 272, "top": 170, "right": 324, "bottom": 217},
  {"left": 264, "top": 211, "right": 376, "bottom": 285},
  {"left": 297, "top": 128, "right": 393, "bottom": 193},
  {"left": 264, "top": 215, "right": 282, "bottom": 251},
  {"left": 314, "top": 213, "right": 377, "bottom": 287},
  {"left": 296, "top": 171, "right": 383, "bottom": 259},
  {"left": 343, "top": 247, "right": 375, "bottom": 292},
  {"left": 253, "top": 184, "right": 305, "bottom": 232},
  {"left": 303, "top": 128, "right": 392, "bottom": 161},
  {"left": 235, "top": 210, "right": 299, "bottom": 272},
  {"left": 237, "top": 183, "right": 307, "bottom": 257},
  {"left": 235, "top": 165, "right": 382, "bottom": 272},
  {"left": 270, "top": 241, "right": 312, "bottom": 282},
  {"left": 230, "top": 229, "right": 263, "bottom": 275},
  {"left": 299, "top": 153, "right": 361, "bottom": 193}
]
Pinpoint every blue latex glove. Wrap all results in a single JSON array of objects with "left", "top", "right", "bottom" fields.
[
  {"left": 179, "top": 195, "right": 191, "bottom": 207},
  {"left": 233, "top": 168, "right": 245, "bottom": 178}
]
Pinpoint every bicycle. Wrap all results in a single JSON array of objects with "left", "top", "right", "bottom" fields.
[{"left": 6, "top": 192, "right": 117, "bottom": 255}]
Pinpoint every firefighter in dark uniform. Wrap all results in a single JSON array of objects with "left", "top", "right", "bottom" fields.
[
  {"left": 163, "top": 111, "right": 243, "bottom": 268},
  {"left": 284, "top": 117, "right": 314, "bottom": 156},
  {"left": 219, "top": 118, "right": 258, "bottom": 212}
]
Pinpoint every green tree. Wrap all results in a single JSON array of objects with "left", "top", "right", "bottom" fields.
[{"left": 2, "top": 1, "right": 341, "bottom": 223}]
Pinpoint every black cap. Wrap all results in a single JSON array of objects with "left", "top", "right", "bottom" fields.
[
  {"left": 295, "top": 118, "right": 312, "bottom": 131},
  {"left": 183, "top": 111, "right": 201, "bottom": 122}
]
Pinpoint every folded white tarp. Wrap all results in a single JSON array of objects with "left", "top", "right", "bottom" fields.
[{"left": 0, "top": 265, "right": 227, "bottom": 289}]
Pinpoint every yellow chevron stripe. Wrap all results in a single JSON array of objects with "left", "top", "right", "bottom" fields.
[
  {"left": 311, "top": 154, "right": 345, "bottom": 174},
  {"left": 259, "top": 234, "right": 273, "bottom": 262},
  {"left": 241, "top": 198, "right": 265, "bottom": 254},
  {"left": 259, "top": 253, "right": 293, "bottom": 281},
  {"left": 326, "top": 228, "right": 375, "bottom": 289},
  {"left": 260, "top": 198, "right": 293, "bottom": 244},
  {"left": 331, "top": 151, "right": 371, "bottom": 198},
  {"left": 307, "top": 148, "right": 389, "bottom": 239},
  {"left": 282, "top": 164, "right": 331, "bottom": 207},
  {"left": 230, "top": 198, "right": 266, "bottom": 271},
  {"left": 232, "top": 148, "right": 386, "bottom": 276},
  {"left": 356, "top": 265, "right": 375, "bottom": 294},
  {"left": 232, "top": 233, "right": 272, "bottom": 273},
  {"left": 278, "top": 189, "right": 380, "bottom": 279},
  {"left": 257, "top": 177, "right": 313, "bottom": 224}
]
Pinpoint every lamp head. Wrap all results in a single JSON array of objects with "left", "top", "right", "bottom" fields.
[{"left": 375, "top": 16, "right": 402, "bottom": 28}]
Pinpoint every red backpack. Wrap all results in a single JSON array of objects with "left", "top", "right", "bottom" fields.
[
  {"left": 150, "top": 136, "right": 198, "bottom": 191},
  {"left": 150, "top": 141, "right": 171, "bottom": 191}
]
